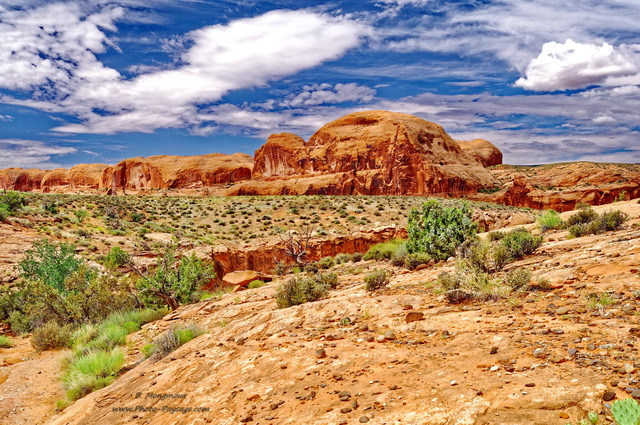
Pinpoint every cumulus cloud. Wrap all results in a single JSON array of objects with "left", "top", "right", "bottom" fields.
[
  {"left": 0, "top": 4, "right": 369, "bottom": 134},
  {"left": 0, "top": 3, "right": 123, "bottom": 93},
  {"left": 0, "top": 115, "right": 13, "bottom": 121},
  {"left": 515, "top": 40, "right": 638, "bottom": 91},
  {"left": 0, "top": 139, "right": 76, "bottom": 168},
  {"left": 381, "top": 0, "right": 640, "bottom": 75},
  {"left": 279, "top": 83, "right": 376, "bottom": 107}
]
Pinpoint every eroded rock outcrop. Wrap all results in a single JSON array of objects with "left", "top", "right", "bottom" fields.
[
  {"left": 470, "top": 162, "right": 640, "bottom": 211},
  {"left": 0, "top": 168, "right": 47, "bottom": 191},
  {"left": 235, "top": 110, "right": 498, "bottom": 196},
  {"left": 102, "top": 153, "right": 253, "bottom": 192},
  {"left": 458, "top": 139, "right": 503, "bottom": 167},
  {"left": 69, "top": 164, "right": 109, "bottom": 189},
  {"left": 252, "top": 133, "right": 307, "bottom": 178},
  {"left": 0, "top": 111, "right": 510, "bottom": 198}
]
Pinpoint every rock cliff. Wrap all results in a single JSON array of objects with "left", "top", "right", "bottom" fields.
[
  {"left": 469, "top": 162, "right": 640, "bottom": 211},
  {"left": 0, "top": 111, "right": 500, "bottom": 198},
  {"left": 102, "top": 153, "right": 254, "bottom": 193},
  {"left": 236, "top": 110, "right": 498, "bottom": 196}
]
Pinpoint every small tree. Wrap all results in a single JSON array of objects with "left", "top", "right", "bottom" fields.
[
  {"left": 407, "top": 200, "right": 477, "bottom": 261},
  {"left": 277, "top": 225, "right": 314, "bottom": 267},
  {"left": 134, "top": 245, "right": 215, "bottom": 310},
  {"left": 7, "top": 240, "right": 134, "bottom": 330},
  {"left": 19, "top": 240, "right": 82, "bottom": 294}
]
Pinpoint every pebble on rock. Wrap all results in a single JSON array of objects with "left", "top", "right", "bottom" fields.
[
  {"left": 405, "top": 311, "right": 424, "bottom": 323},
  {"left": 602, "top": 391, "right": 616, "bottom": 401},
  {"left": 315, "top": 348, "right": 327, "bottom": 359}
]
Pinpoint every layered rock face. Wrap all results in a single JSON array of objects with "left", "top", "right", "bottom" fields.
[
  {"left": 469, "top": 162, "right": 640, "bottom": 211},
  {"left": 0, "top": 111, "right": 506, "bottom": 198},
  {"left": 102, "top": 153, "right": 253, "bottom": 192},
  {"left": 0, "top": 168, "right": 48, "bottom": 191},
  {"left": 0, "top": 154, "right": 253, "bottom": 193},
  {"left": 236, "top": 111, "right": 498, "bottom": 196},
  {"left": 252, "top": 133, "right": 307, "bottom": 178}
]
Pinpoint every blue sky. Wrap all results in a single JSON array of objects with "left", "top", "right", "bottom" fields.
[{"left": 0, "top": 0, "right": 639, "bottom": 169}]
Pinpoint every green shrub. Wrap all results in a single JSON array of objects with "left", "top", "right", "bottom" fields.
[
  {"left": 43, "top": 200, "right": 59, "bottom": 214},
  {"left": 85, "top": 324, "right": 128, "bottom": 351},
  {"left": 503, "top": 268, "right": 532, "bottom": 290},
  {"left": 19, "top": 240, "right": 83, "bottom": 294},
  {"left": 0, "top": 335, "right": 12, "bottom": 348},
  {"left": 537, "top": 209, "right": 563, "bottom": 232},
  {"left": 7, "top": 311, "right": 31, "bottom": 335},
  {"left": 403, "top": 253, "right": 431, "bottom": 270},
  {"left": 74, "top": 209, "right": 88, "bottom": 223},
  {"left": 304, "top": 262, "right": 319, "bottom": 274},
  {"left": 500, "top": 228, "right": 542, "bottom": 261},
  {"left": 0, "top": 191, "right": 27, "bottom": 212},
  {"left": 248, "top": 280, "right": 266, "bottom": 289},
  {"left": 363, "top": 239, "right": 406, "bottom": 261},
  {"left": 275, "top": 275, "right": 330, "bottom": 308},
  {"left": 364, "top": 269, "right": 391, "bottom": 291},
  {"left": 335, "top": 253, "right": 352, "bottom": 264},
  {"left": 31, "top": 322, "right": 73, "bottom": 351},
  {"left": 313, "top": 272, "right": 338, "bottom": 289},
  {"left": 104, "top": 246, "right": 131, "bottom": 269},
  {"left": 566, "top": 204, "right": 598, "bottom": 227},
  {"left": 144, "top": 323, "right": 205, "bottom": 360},
  {"left": 407, "top": 200, "right": 477, "bottom": 261},
  {"left": 351, "top": 252, "right": 363, "bottom": 263},
  {"left": 135, "top": 245, "right": 215, "bottom": 310},
  {"left": 71, "top": 325, "right": 99, "bottom": 348},
  {"left": 318, "top": 256, "right": 335, "bottom": 269},
  {"left": 62, "top": 348, "right": 124, "bottom": 400},
  {"left": 568, "top": 209, "right": 627, "bottom": 238},
  {"left": 568, "top": 223, "right": 589, "bottom": 238},
  {"left": 487, "top": 230, "right": 505, "bottom": 241},
  {"left": 390, "top": 242, "right": 409, "bottom": 267},
  {"left": 459, "top": 239, "right": 509, "bottom": 273},
  {"left": 0, "top": 204, "right": 9, "bottom": 221},
  {"left": 437, "top": 266, "right": 504, "bottom": 304}
]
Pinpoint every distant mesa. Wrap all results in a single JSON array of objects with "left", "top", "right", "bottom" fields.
[
  {"left": 241, "top": 110, "right": 497, "bottom": 196},
  {"left": 3, "top": 110, "right": 636, "bottom": 210},
  {"left": 0, "top": 111, "right": 498, "bottom": 197}
]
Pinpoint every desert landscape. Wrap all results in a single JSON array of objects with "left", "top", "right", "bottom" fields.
[
  {"left": 2, "top": 0, "right": 640, "bottom": 424},
  {"left": 0, "top": 110, "right": 639, "bottom": 425}
]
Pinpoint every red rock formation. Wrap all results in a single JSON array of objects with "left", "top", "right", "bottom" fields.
[
  {"left": 458, "top": 139, "right": 503, "bottom": 167},
  {"left": 70, "top": 164, "right": 108, "bottom": 189},
  {"left": 41, "top": 169, "right": 71, "bottom": 192},
  {"left": 470, "top": 162, "right": 640, "bottom": 211},
  {"left": 101, "top": 153, "right": 253, "bottom": 192},
  {"left": 211, "top": 226, "right": 408, "bottom": 274},
  {"left": 252, "top": 133, "right": 307, "bottom": 178},
  {"left": 0, "top": 168, "right": 47, "bottom": 191},
  {"left": 238, "top": 110, "right": 497, "bottom": 196}
]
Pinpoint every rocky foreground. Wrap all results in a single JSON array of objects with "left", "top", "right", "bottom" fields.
[{"left": 0, "top": 201, "right": 635, "bottom": 425}]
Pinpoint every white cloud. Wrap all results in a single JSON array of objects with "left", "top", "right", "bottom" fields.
[
  {"left": 0, "top": 4, "right": 369, "bottom": 134},
  {"left": 515, "top": 40, "right": 638, "bottom": 91},
  {"left": 0, "top": 139, "right": 76, "bottom": 168},
  {"left": 0, "top": 114, "right": 13, "bottom": 121},
  {"left": 380, "top": 0, "right": 640, "bottom": 83},
  {"left": 280, "top": 83, "right": 376, "bottom": 107},
  {"left": 592, "top": 115, "right": 617, "bottom": 124},
  {"left": 0, "top": 3, "right": 123, "bottom": 93}
]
